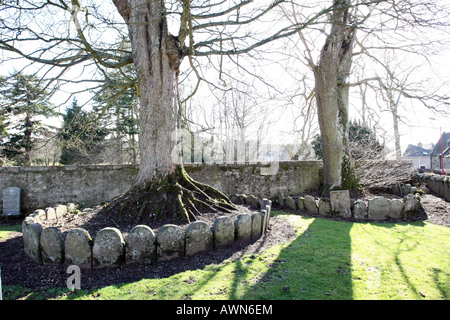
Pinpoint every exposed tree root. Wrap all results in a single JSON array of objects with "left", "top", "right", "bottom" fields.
[{"left": 100, "top": 165, "right": 237, "bottom": 225}]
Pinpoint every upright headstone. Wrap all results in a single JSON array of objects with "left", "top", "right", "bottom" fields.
[
  {"left": 185, "top": 221, "right": 213, "bottom": 256},
  {"left": 125, "top": 225, "right": 156, "bottom": 264},
  {"left": 156, "top": 225, "right": 185, "bottom": 261},
  {"left": 2, "top": 187, "right": 21, "bottom": 217},
  {"left": 212, "top": 216, "right": 235, "bottom": 249},
  {"left": 330, "top": 190, "right": 351, "bottom": 217}
]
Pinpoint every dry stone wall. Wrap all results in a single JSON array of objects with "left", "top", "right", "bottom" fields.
[
  {"left": 22, "top": 199, "right": 272, "bottom": 268},
  {"left": 412, "top": 173, "right": 450, "bottom": 202},
  {"left": 278, "top": 189, "right": 422, "bottom": 221}
]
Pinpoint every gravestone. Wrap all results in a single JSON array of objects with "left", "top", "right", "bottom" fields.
[
  {"left": 125, "top": 225, "right": 156, "bottom": 264},
  {"left": 235, "top": 213, "right": 252, "bottom": 243},
  {"left": 304, "top": 195, "right": 318, "bottom": 214},
  {"left": 330, "top": 190, "right": 351, "bottom": 217},
  {"left": 65, "top": 228, "right": 93, "bottom": 269},
  {"left": 2, "top": 187, "right": 21, "bottom": 217},
  {"left": 212, "top": 216, "right": 235, "bottom": 249},
  {"left": 285, "top": 196, "right": 296, "bottom": 210},
  {"left": 92, "top": 227, "right": 125, "bottom": 268},
  {"left": 22, "top": 217, "right": 43, "bottom": 263},
  {"left": 40, "top": 227, "right": 64, "bottom": 265},
  {"left": 389, "top": 199, "right": 404, "bottom": 219},
  {"left": 318, "top": 198, "right": 331, "bottom": 216},
  {"left": 185, "top": 221, "right": 213, "bottom": 256},
  {"left": 251, "top": 212, "right": 262, "bottom": 240},
  {"left": 157, "top": 225, "right": 185, "bottom": 261},
  {"left": 368, "top": 197, "right": 390, "bottom": 220},
  {"left": 353, "top": 200, "right": 368, "bottom": 219}
]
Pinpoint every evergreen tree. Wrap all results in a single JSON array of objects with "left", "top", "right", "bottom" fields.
[
  {"left": 92, "top": 66, "right": 139, "bottom": 164},
  {"left": 312, "top": 121, "right": 384, "bottom": 161},
  {"left": 59, "top": 98, "right": 108, "bottom": 165},
  {"left": 0, "top": 73, "right": 56, "bottom": 166}
]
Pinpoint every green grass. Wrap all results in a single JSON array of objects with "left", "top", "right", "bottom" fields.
[
  {"left": 0, "top": 224, "right": 21, "bottom": 241},
  {"left": 1, "top": 212, "right": 449, "bottom": 300}
]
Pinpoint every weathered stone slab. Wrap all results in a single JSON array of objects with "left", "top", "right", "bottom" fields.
[
  {"left": 318, "top": 198, "right": 331, "bottom": 216},
  {"left": 40, "top": 227, "right": 64, "bottom": 264},
  {"left": 230, "top": 194, "right": 241, "bottom": 204},
  {"left": 185, "top": 221, "right": 213, "bottom": 256},
  {"left": 55, "top": 205, "right": 67, "bottom": 219},
  {"left": 368, "top": 197, "right": 390, "bottom": 220},
  {"left": 265, "top": 205, "right": 271, "bottom": 229},
  {"left": 212, "top": 216, "right": 235, "bottom": 249},
  {"left": 157, "top": 224, "right": 185, "bottom": 261},
  {"left": 262, "top": 199, "right": 272, "bottom": 231},
  {"left": 330, "top": 190, "right": 351, "bottom": 218},
  {"left": 93, "top": 227, "right": 125, "bottom": 268},
  {"left": 235, "top": 213, "right": 252, "bottom": 243},
  {"left": 304, "top": 195, "right": 318, "bottom": 214},
  {"left": 67, "top": 203, "right": 77, "bottom": 213},
  {"left": 29, "top": 209, "right": 42, "bottom": 223},
  {"left": 251, "top": 212, "right": 262, "bottom": 240},
  {"left": 22, "top": 218, "right": 43, "bottom": 263},
  {"left": 2, "top": 187, "right": 21, "bottom": 216},
  {"left": 125, "top": 225, "right": 156, "bottom": 264},
  {"left": 389, "top": 199, "right": 404, "bottom": 219},
  {"left": 285, "top": 196, "right": 296, "bottom": 210},
  {"left": 35, "top": 209, "right": 46, "bottom": 221},
  {"left": 65, "top": 228, "right": 92, "bottom": 269},
  {"left": 45, "top": 207, "right": 56, "bottom": 220},
  {"left": 353, "top": 200, "right": 367, "bottom": 219},
  {"left": 276, "top": 190, "right": 285, "bottom": 207},
  {"left": 403, "top": 194, "right": 421, "bottom": 217},
  {"left": 245, "top": 195, "right": 258, "bottom": 209},
  {"left": 298, "top": 197, "right": 305, "bottom": 210}
]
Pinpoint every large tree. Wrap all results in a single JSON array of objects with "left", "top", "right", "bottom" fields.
[
  {"left": 0, "top": 0, "right": 332, "bottom": 222},
  {"left": 282, "top": 0, "right": 449, "bottom": 192}
]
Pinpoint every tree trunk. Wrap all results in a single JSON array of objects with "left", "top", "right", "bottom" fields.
[
  {"left": 314, "top": 0, "right": 359, "bottom": 191},
  {"left": 24, "top": 113, "right": 32, "bottom": 166},
  {"left": 123, "top": 0, "right": 177, "bottom": 187},
  {"left": 108, "top": 0, "right": 236, "bottom": 223}
]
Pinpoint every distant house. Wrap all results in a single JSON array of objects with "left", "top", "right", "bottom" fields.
[
  {"left": 430, "top": 132, "right": 450, "bottom": 171},
  {"left": 403, "top": 143, "right": 432, "bottom": 169}
]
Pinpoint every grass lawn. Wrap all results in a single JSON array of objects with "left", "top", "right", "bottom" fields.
[{"left": 1, "top": 211, "right": 449, "bottom": 300}]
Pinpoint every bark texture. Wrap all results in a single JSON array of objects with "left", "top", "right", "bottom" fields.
[
  {"left": 109, "top": 0, "right": 236, "bottom": 222},
  {"left": 314, "top": 0, "right": 359, "bottom": 191}
]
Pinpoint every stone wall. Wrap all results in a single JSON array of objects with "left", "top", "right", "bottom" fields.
[
  {"left": 22, "top": 199, "right": 272, "bottom": 268},
  {"left": 1, "top": 161, "right": 320, "bottom": 214},
  {"left": 412, "top": 173, "right": 450, "bottom": 202},
  {"left": 276, "top": 190, "right": 422, "bottom": 221}
]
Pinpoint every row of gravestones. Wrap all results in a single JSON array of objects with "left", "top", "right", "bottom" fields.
[
  {"left": 274, "top": 190, "right": 421, "bottom": 220},
  {"left": 21, "top": 200, "right": 272, "bottom": 268}
]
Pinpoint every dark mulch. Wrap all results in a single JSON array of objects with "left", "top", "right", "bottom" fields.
[{"left": 0, "top": 207, "right": 297, "bottom": 293}]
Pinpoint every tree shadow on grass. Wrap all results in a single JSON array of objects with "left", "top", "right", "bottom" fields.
[{"left": 236, "top": 216, "right": 354, "bottom": 300}]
